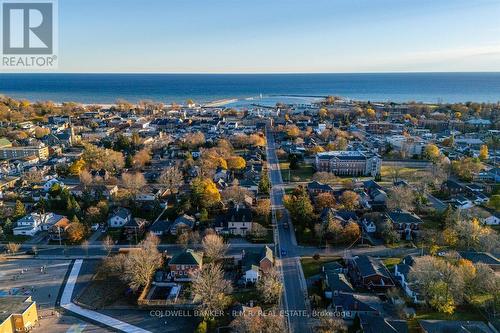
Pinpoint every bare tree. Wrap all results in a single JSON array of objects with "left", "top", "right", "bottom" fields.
[
  {"left": 314, "top": 317, "right": 348, "bottom": 333},
  {"left": 121, "top": 172, "right": 147, "bottom": 198},
  {"left": 6, "top": 243, "right": 21, "bottom": 254},
  {"left": 122, "top": 233, "right": 163, "bottom": 291},
  {"left": 158, "top": 166, "right": 184, "bottom": 195},
  {"left": 387, "top": 186, "right": 415, "bottom": 212},
  {"left": 103, "top": 235, "right": 114, "bottom": 256},
  {"left": 82, "top": 240, "right": 90, "bottom": 257},
  {"left": 231, "top": 311, "right": 285, "bottom": 333},
  {"left": 257, "top": 268, "right": 283, "bottom": 304},
  {"left": 80, "top": 169, "right": 93, "bottom": 187},
  {"left": 201, "top": 233, "right": 228, "bottom": 262},
  {"left": 190, "top": 263, "right": 233, "bottom": 320},
  {"left": 222, "top": 185, "right": 253, "bottom": 205}
]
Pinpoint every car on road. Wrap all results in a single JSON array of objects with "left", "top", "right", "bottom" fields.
[{"left": 281, "top": 249, "right": 287, "bottom": 256}]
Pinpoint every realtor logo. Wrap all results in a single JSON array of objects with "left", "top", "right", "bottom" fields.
[{"left": 1, "top": 0, "right": 58, "bottom": 69}]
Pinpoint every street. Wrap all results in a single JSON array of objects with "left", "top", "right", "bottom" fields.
[{"left": 265, "top": 126, "right": 312, "bottom": 333}]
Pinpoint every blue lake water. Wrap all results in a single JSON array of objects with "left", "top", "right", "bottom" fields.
[{"left": 0, "top": 73, "right": 499, "bottom": 104}]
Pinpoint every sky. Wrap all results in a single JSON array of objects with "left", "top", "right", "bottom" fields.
[{"left": 54, "top": 0, "right": 500, "bottom": 73}]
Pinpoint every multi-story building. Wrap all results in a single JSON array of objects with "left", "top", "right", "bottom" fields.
[
  {"left": 0, "top": 145, "right": 49, "bottom": 160},
  {"left": 315, "top": 151, "right": 381, "bottom": 176}
]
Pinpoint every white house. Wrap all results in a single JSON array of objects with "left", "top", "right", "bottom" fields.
[
  {"left": 43, "top": 178, "right": 63, "bottom": 192},
  {"left": 13, "top": 212, "right": 67, "bottom": 236},
  {"left": 484, "top": 213, "right": 500, "bottom": 226},
  {"left": 361, "top": 218, "right": 376, "bottom": 233},
  {"left": 107, "top": 207, "right": 132, "bottom": 228},
  {"left": 394, "top": 256, "right": 424, "bottom": 304}
]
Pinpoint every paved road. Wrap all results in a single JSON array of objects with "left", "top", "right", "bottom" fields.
[{"left": 265, "top": 126, "right": 311, "bottom": 333}]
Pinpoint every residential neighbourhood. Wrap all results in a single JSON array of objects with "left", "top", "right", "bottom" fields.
[{"left": 0, "top": 95, "right": 498, "bottom": 333}]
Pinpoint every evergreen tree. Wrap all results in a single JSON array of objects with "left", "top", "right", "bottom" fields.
[
  {"left": 258, "top": 172, "right": 271, "bottom": 195},
  {"left": 13, "top": 200, "right": 26, "bottom": 220}
]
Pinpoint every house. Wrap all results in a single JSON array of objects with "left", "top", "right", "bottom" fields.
[
  {"left": 483, "top": 213, "right": 500, "bottom": 226},
  {"left": 450, "top": 195, "right": 473, "bottom": 210},
  {"left": 168, "top": 249, "right": 203, "bottom": 281},
  {"left": 241, "top": 246, "right": 274, "bottom": 283},
  {"left": 170, "top": 214, "right": 195, "bottom": 235},
  {"left": 394, "top": 255, "right": 423, "bottom": 303},
  {"left": 458, "top": 251, "right": 500, "bottom": 271},
  {"left": 307, "top": 181, "right": 335, "bottom": 195},
  {"left": 124, "top": 218, "right": 147, "bottom": 242},
  {"left": 215, "top": 205, "right": 253, "bottom": 236},
  {"left": 386, "top": 209, "right": 423, "bottom": 240},
  {"left": 329, "top": 292, "right": 379, "bottom": 319},
  {"left": 13, "top": 212, "right": 68, "bottom": 236},
  {"left": 0, "top": 296, "right": 38, "bottom": 333},
  {"left": 48, "top": 217, "right": 71, "bottom": 241},
  {"left": 359, "top": 314, "right": 408, "bottom": 333},
  {"left": 418, "top": 320, "right": 495, "bottom": 333},
  {"left": 107, "top": 207, "right": 132, "bottom": 228},
  {"left": 441, "top": 179, "right": 464, "bottom": 195},
  {"left": 361, "top": 218, "right": 376, "bottom": 233},
  {"left": 149, "top": 219, "right": 172, "bottom": 236},
  {"left": 347, "top": 255, "right": 395, "bottom": 291},
  {"left": 43, "top": 178, "right": 63, "bottom": 192},
  {"left": 323, "top": 264, "right": 354, "bottom": 299}
]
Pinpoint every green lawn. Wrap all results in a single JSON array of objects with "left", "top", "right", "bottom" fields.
[
  {"left": 232, "top": 289, "right": 260, "bottom": 304},
  {"left": 0, "top": 235, "right": 30, "bottom": 243},
  {"left": 382, "top": 257, "right": 401, "bottom": 270},
  {"left": 280, "top": 162, "right": 314, "bottom": 182},
  {"left": 300, "top": 256, "right": 341, "bottom": 278},
  {"left": 415, "top": 305, "right": 484, "bottom": 321}
]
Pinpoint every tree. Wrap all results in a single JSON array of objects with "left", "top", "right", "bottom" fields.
[
  {"left": 66, "top": 222, "right": 86, "bottom": 243},
  {"left": 387, "top": 186, "right": 415, "bottom": 212},
  {"left": 248, "top": 223, "right": 268, "bottom": 240},
  {"left": 340, "top": 191, "right": 359, "bottom": 210},
  {"left": 231, "top": 312, "right": 285, "bottom": 333},
  {"left": 68, "top": 159, "right": 86, "bottom": 176},
  {"left": 312, "top": 172, "right": 337, "bottom": 185},
  {"left": 488, "top": 194, "right": 500, "bottom": 211},
  {"left": 182, "top": 132, "right": 205, "bottom": 149},
  {"left": 79, "top": 169, "right": 93, "bottom": 187},
  {"left": 286, "top": 125, "right": 300, "bottom": 138},
  {"left": 82, "top": 240, "right": 90, "bottom": 257},
  {"left": 424, "top": 144, "right": 441, "bottom": 162},
  {"left": 122, "top": 233, "right": 163, "bottom": 291},
  {"left": 284, "top": 187, "right": 315, "bottom": 226},
  {"left": 121, "top": 172, "right": 147, "bottom": 198},
  {"left": 13, "top": 200, "right": 26, "bottom": 220},
  {"left": 258, "top": 172, "right": 271, "bottom": 195},
  {"left": 409, "top": 256, "right": 464, "bottom": 314},
  {"left": 315, "top": 192, "right": 336, "bottom": 211},
  {"left": 132, "top": 148, "right": 151, "bottom": 169},
  {"left": 315, "top": 317, "right": 348, "bottom": 333},
  {"left": 158, "top": 166, "right": 184, "bottom": 195},
  {"left": 257, "top": 268, "right": 283, "bottom": 304},
  {"left": 479, "top": 144, "right": 489, "bottom": 161},
  {"left": 191, "top": 177, "right": 221, "bottom": 209},
  {"left": 451, "top": 157, "right": 482, "bottom": 181},
  {"left": 103, "top": 235, "right": 114, "bottom": 256},
  {"left": 190, "top": 263, "right": 233, "bottom": 320},
  {"left": 342, "top": 221, "right": 360, "bottom": 243},
  {"left": 253, "top": 199, "right": 271, "bottom": 224},
  {"left": 201, "top": 233, "right": 227, "bottom": 262},
  {"left": 227, "top": 156, "right": 246, "bottom": 170},
  {"left": 6, "top": 242, "right": 21, "bottom": 254},
  {"left": 222, "top": 185, "right": 252, "bottom": 205}
]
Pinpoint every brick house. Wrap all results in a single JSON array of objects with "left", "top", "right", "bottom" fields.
[
  {"left": 347, "top": 255, "right": 394, "bottom": 291},
  {"left": 168, "top": 249, "right": 203, "bottom": 281}
]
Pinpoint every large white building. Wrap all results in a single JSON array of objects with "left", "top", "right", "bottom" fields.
[{"left": 315, "top": 151, "right": 381, "bottom": 176}]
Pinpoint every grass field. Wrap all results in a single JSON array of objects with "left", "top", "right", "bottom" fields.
[
  {"left": 380, "top": 166, "right": 429, "bottom": 181},
  {"left": 280, "top": 162, "right": 314, "bottom": 182},
  {"left": 300, "top": 256, "right": 341, "bottom": 278}
]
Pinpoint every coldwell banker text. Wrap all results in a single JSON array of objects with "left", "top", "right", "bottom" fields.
[{"left": 1, "top": 0, "right": 58, "bottom": 69}]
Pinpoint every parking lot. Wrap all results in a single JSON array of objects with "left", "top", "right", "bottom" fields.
[{"left": 0, "top": 258, "right": 111, "bottom": 333}]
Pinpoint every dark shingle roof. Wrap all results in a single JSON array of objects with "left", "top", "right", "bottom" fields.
[{"left": 169, "top": 249, "right": 203, "bottom": 266}]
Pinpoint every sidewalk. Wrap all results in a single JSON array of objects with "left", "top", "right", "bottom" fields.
[{"left": 60, "top": 259, "right": 151, "bottom": 333}]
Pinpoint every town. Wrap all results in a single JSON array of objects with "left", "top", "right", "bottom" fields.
[{"left": 0, "top": 95, "right": 498, "bottom": 333}]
